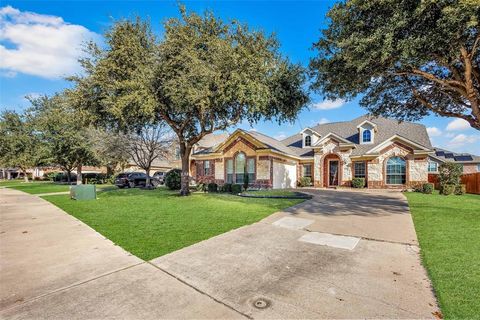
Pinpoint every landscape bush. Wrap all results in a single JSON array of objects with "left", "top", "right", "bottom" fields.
[
  {"left": 221, "top": 183, "right": 232, "bottom": 193},
  {"left": 422, "top": 183, "right": 434, "bottom": 194},
  {"left": 440, "top": 184, "right": 455, "bottom": 195},
  {"left": 438, "top": 163, "right": 462, "bottom": 194},
  {"left": 351, "top": 177, "right": 366, "bottom": 188},
  {"left": 207, "top": 182, "right": 218, "bottom": 193},
  {"left": 297, "top": 177, "right": 312, "bottom": 187},
  {"left": 164, "top": 169, "right": 182, "bottom": 190},
  {"left": 231, "top": 184, "right": 243, "bottom": 194},
  {"left": 454, "top": 184, "right": 466, "bottom": 195}
]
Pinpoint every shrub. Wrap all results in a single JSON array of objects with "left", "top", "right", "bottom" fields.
[
  {"left": 231, "top": 184, "right": 243, "bottom": 194},
  {"left": 422, "top": 183, "right": 434, "bottom": 194},
  {"left": 243, "top": 173, "right": 250, "bottom": 190},
  {"left": 441, "top": 184, "right": 455, "bottom": 195},
  {"left": 297, "top": 177, "right": 312, "bottom": 187},
  {"left": 222, "top": 183, "right": 232, "bottom": 193},
  {"left": 454, "top": 184, "right": 466, "bottom": 195},
  {"left": 351, "top": 178, "right": 366, "bottom": 188},
  {"left": 164, "top": 169, "right": 182, "bottom": 190},
  {"left": 43, "top": 172, "right": 57, "bottom": 181},
  {"left": 438, "top": 162, "right": 462, "bottom": 193},
  {"left": 207, "top": 183, "right": 218, "bottom": 193}
]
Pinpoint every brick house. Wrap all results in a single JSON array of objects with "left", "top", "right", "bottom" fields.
[{"left": 190, "top": 115, "right": 435, "bottom": 189}]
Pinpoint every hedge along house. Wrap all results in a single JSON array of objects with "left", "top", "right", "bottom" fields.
[{"left": 190, "top": 115, "right": 434, "bottom": 189}]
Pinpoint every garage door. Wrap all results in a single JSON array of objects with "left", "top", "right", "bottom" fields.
[{"left": 272, "top": 162, "right": 297, "bottom": 189}]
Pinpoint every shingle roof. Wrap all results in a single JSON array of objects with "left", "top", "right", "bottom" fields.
[
  {"left": 197, "top": 132, "right": 229, "bottom": 148},
  {"left": 431, "top": 147, "right": 480, "bottom": 164},
  {"left": 192, "top": 115, "right": 433, "bottom": 158},
  {"left": 281, "top": 115, "right": 432, "bottom": 156}
]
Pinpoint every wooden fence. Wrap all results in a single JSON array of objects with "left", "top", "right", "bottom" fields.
[
  {"left": 428, "top": 173, "right": 480, "bottom": 195},
  {"left": 461, "top": 173, "right": 480, "bottom": 195}
]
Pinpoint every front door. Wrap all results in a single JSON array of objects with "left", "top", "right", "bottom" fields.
[{"left": 328, "top": 160, "right": 339, "bottom": 186}]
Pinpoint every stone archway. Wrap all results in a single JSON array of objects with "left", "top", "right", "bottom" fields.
[{"left": 323, "top": 153, "right": 342, "bottom": 187}]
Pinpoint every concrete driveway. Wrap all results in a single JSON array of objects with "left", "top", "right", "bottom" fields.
[{"left": 152, "top": 189, "right": 440, "bottom": 319}]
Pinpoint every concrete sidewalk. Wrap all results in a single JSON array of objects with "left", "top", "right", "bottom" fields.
[{"left": 0, "top": 188, "right": 243, "bottom": 319}]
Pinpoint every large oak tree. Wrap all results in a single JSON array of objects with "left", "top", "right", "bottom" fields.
[
  {"left": 310, "top": 0, "right": 480, "bottom": 130},
  {"left": 71, "top": 7, "right": 309, "bottom": 195}
]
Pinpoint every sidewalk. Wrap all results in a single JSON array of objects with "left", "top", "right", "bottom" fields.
[{"left": 0, "top": 188, "right": 243, "bottom": 319}]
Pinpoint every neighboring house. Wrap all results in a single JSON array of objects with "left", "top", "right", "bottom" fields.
[
  {"left": 428, "top": 148, "right": 480, "bottom": 174},
  {"left": 190, "top": 115, "right": 434, "bottom": 189}
]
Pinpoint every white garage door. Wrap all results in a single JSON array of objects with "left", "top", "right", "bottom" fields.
[{"left": 272, "top": 162, "right": 297, "bottom": 189}]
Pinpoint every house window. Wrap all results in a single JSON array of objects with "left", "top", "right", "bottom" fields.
[
  {"left": 303, "top": 164, "right": 312, "bottom": 178},
  {"left": 247, "top": 158, "right": 255, "bottom": 183},
  {"left": 362, "top": 129, "right": 371, "bottom": 143},
  {"left": 226, "top": 159, "right": 233, "bottom": 183},
  {"left": 235, "top": 152, "right": 246, "bottom": 184},
  {"left": 353, "top": 161, "right": 366, "bottom": 178},
  {"left": 305, "top": 135, "right": 312, "bottom": 147},
  {"left": 428, "top": 161, "right": 438, "bottom": 172},
  {"left": 204, "top": 160, "right": 211, "bottom": 175},
  {"left": 477, "top": 164, "right": 480, "bottom": 172},
  {"left": 386, "top": 157, "right": 406, "bottom": 185}
]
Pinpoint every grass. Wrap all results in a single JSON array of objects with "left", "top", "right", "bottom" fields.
[
  {"left": 1, "top": 180, "right": 115, "bottom": 194},
  {"left": 243, "top": 189, "right": 302, "bottom": 197},
  {"left": 405, "top": 191, "right": 480, "bottom": 319},
  {"left": 43, "top": 188, "right": 303, "bottom": 260}
]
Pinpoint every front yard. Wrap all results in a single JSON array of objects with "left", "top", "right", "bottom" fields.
[
  {"left": 406, "top": 192, "right": 480, "bottom": 319},
  {"left": 0, "top": 180, "right": 113, "bottom": 194},
  {"left": 43, "top": 188, "right": 303, "bottom": 260}
]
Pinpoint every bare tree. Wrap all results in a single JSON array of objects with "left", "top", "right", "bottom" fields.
[{"left": 124, "top": 122, "right": 174, "bottom": 187}]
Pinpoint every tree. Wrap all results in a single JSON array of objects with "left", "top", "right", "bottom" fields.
[
  {"left": 0, "top": 110, "right": 47, "bottom": 182},
  {"left": 29, "top": 94, "right": 98, "bottom": 184},
  {"left": 310, "top": 0, "right": 480, "bottom": 130},
  {"left": 89, "top": 129, "right": 130, "bottom": 176},
  {"left": 122, "top": 122, "right": 174, "bottom": 187},
  {"left": 70, "top": 8, "right": 309, "bottom": 195}
]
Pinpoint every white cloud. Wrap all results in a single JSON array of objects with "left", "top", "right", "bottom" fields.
[
  {"left": 0, "top": 6, "right": 98, "bottom": 79},
  {"left": 447, "top": 134, "right": 479, "bottom": 147},
  {"left": 274, "top": 132, "right": 287, "bottom": 140},
  {"left": 446, "top": 118, "right": 471, "bottom": 131},
  {"left": 426, "top": 127, "right": 442, "bottom": 137},
  {"left": 311, "top": 99, "right": 345, "bottom": 110},
  {"left": 318, "top": 117, "right": 329, "bottom": 125}
]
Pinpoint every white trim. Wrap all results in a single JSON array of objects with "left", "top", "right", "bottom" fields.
[
  {"left": 366, "top": 135, "right": 431, "bottom": 154},
  {"left": 356, "top": 120, "right": 378, "bottom": 130},
  {"left": 300, "top": 127, "right": 322, "bottom": 137},
  {"left": 313, "top": 132, "right": 354, "bottom": 146}
]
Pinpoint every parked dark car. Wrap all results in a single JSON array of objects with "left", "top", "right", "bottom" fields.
[
  {"left": 152, "top": 171, "right": 166, "bottom": 184},
  {"left": 114, "top": 172, "right": 159, "bottom": 188}
]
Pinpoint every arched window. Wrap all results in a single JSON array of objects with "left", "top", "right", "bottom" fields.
[
  {"left": 386, "top": 157, "right": 406, "bottom": 185},
  {"left": 235, "top": 152, "right": 246, "bottom": 183},
  {"left": 305, "top": 135, "right": 312, "bottom": 147},
  {"left": 362, "top": 129, "right": 372, "bottom": 143}
]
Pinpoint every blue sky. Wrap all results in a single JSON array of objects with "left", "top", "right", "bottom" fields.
[{"left": 1, "top": 1, "right": 479, "bottom": 154}]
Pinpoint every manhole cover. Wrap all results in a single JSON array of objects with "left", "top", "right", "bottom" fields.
[{"left": 253, "top": 298, "right": 270, "bottom": 309}]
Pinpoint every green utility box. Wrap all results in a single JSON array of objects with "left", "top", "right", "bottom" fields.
[{"left": 70, "top": 184, "right": 96, "bottom": 201}]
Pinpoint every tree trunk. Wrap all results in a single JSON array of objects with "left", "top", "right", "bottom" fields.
[
  {"left": 180, "top": 143, "right": 192, "bottom": 196},
  {"left": 66, "top": 169, "right": 72, "bottom": 184},
  {"left": 22, "top": 169, "right": 29, "bottom": 183},
  {"left": 76, "top": 164, "right": 83, "bottom": 185},
  {"left": 145, "top": 167, "right": 151, "bottom": 187}
]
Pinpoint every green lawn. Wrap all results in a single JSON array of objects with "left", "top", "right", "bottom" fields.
[
  {"left": 242, "top": 189, "right": 304, "bottom": 197},
  {"left": 43, "top": 188, "right": 303, "bottom": 260},
  {"left": 1, "top": 180, "right": 115, "bottom": 194},
  {"left": 405, "top": 192, "right": 480, "bottom": 319}
]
